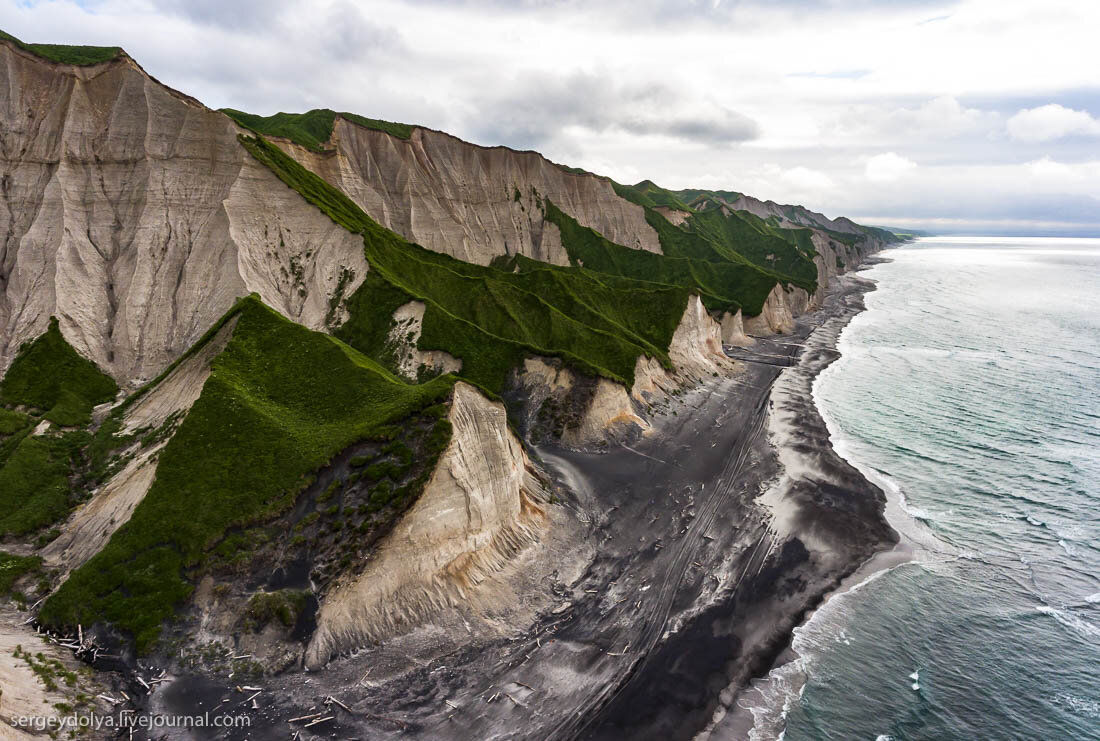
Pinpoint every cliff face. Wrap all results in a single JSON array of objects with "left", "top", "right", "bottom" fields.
[
  {"left": 0, "top": 41, "right": 366, "bottom": 386},
  {"left": 305, "top": 382, "right": 548, "bottom": 668},
  {"left": 279, "top": 118, "right": 662, "bottom": 265}
]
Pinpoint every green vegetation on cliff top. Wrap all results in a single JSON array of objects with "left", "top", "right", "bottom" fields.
[
  {"left": 222, "top": 108, "right": 415, "bottom": 151},
  {"left": 0, "top": 29, "right": 122, "bottom": 66},
  {"left": 41, "top": 296, "right": 455, "bottom": 651}
]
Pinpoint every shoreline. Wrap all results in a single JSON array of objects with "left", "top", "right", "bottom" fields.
[
  {"left": 559, "top": 260, "right": 903, "bottom": 741},
  {"left": 718, "top": 256, "right": 922, "bottom": 740}
]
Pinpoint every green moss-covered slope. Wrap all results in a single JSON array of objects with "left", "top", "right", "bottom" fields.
[
  {"left": 1, "top": 318, "right": 118, "bottom": 426},
  {"left": 0, "top": 29, "right": 122, "bottom": 65},
  {"left": 40, "top": 296, "right": 455, "bottom": 651},
  {"left": 222, "top": 108, "right": 414, "bottom": 152}
]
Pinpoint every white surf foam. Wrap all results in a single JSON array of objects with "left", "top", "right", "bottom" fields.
[{"left": 1036, "top": 604, "right": 1100, "bottom": 640}]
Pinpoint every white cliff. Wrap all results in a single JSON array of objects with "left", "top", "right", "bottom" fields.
[
  {"left": 278, "top": 117, "right": 662, "bottom": 265},
  {"left": 305, "top": 382, "right": 548, "bottom": 668},
  {"left": 0, "top": 41, "right": 366, "bottom": 387}
]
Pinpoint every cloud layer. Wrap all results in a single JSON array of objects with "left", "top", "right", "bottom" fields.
[{"left": 1, "top": 0, "right": 1097, "bottom": 234}]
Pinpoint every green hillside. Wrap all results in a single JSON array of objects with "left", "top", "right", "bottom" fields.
[{"left": 41, "top": 297, "right": 455, "bottom": 651}]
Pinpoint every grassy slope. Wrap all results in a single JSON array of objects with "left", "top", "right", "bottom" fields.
[
  {"left": 0, "top": 551, "right": 42, "bottom": 597},
  {"left": 222, "top": 108, "right": 414, "bottom": 152},
  {"left": 239, "top": 134, "right": 687, "bottom": 390},
  {"left": 544, "top": 200, "right": 789, "bottom": 316},
  {"left": 605, "top": 180, "right": 823, "bottom": 297},
  {"left": 0, "top": 30, "right": 121, "bottom": 65},
  {"left": 0, "top": 433, "right": 71, "bottom": 536},
  {"left": 686, "top": 208, "right": 819, "bottom": 289},
  {"left": 41, "top": 297, "right": 455, "bottom": 651},
  {"left": 1, "top": 317, "right": 118, "bottom": 426}
]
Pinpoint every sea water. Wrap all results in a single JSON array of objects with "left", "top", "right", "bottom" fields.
[{"left": 751, "top": 237, "right": 1100, "bottom": 740}]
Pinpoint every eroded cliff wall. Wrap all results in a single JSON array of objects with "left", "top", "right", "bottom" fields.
[
  {"left": 278, "top": 118, "right": 662, "bottom": 265},
  {"left": 0, "top": 42, "right": 366, "bottom": 386},
  {"left": 305, "top": 382, "right": 548, "bottom": 668}
]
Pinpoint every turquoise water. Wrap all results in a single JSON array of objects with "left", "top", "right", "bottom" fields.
[{"left": 759, "top": 238, "right": 1100, "bottom": 740}]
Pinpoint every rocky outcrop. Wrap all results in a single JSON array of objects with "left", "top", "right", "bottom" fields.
[
  {"left": 511, "top": 356, "right": 650, "bottom": 448},
  {"left": 666, "top": 295, "right": 739, "bottom": 380},
  {"left": 634, "top": 294, "right": 740, "bottom": 401},
  {"left": 304, "top": 382, "right": 548, "bottom": 668},
  {"left": 743, "top": 284, "right": 799, "bottom": 336},
  {"left": 386, "top": 301, "right": 462, "bottom": 381},
  {"left": 719, "top": 309, "right": 753, "bottom": 347},
  {"left": 278, "top": 118, "right": 661, "bottom": 265},
  {"left": 0, "top": 41, "right": 366, "bottom": 387}
]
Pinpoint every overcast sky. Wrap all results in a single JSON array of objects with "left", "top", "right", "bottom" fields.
[{"left": 3, "top": 0, "right": 1099, "bottom": 234}]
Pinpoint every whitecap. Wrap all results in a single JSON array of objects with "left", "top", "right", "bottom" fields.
[
  {"left": 909, "top": 670, "right": 919, "bottom": 681},
  {"left": 1084, "top": 592, "right": 1100, "bottom": 604},
  {"left": 1036, "top": 605, "right": 1100, "bottom": 640},
  {"left": 1053, "top": 693, "right": 1100, "bottom": 719}
]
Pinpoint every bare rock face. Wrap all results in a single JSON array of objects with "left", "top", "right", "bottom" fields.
[
  {"left": 719, "top": 309, "right": 754, "bottom": 347},
  {"left": 279, "top": 118, "right": 661, "bottom": 265},
  {"left": 743, "top": 284, "right": 798, "bottom": 336},
  {"left": 386, "top": 301, "right": 463, "bottom": 381},
  {"left": 720, "top": 192, "right": 866, "bottom": 237},
  {"left": 0, "top": 42, "right": 366, "bottom": 387},
  {"left": 511, "top": 356, "right": 651, "bottom": 448},
  {"left": 304, "top": 382, "right": 548, "bottom": 668}
]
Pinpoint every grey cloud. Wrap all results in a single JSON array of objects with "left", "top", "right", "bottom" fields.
[
  {"left": 468, "top": 72, "right": 758, "bottom": 149},
  {"left": 147, "top": 0, "right": 294, "bottom": 30},
  {"left": 321, "top": 2, "right": 405, "bottom": 60}
]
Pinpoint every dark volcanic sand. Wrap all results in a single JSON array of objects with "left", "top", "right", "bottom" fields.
[{"left": 150, "top": 271, "right": 896, "bottom": 741}]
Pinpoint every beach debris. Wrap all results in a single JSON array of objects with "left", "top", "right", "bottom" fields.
[{"left": 287, "top": 712, "right": 325, "bottom": 724}]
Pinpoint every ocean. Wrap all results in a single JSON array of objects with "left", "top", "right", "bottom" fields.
[{"left": 747, "top": 237, "right": 1100, "bottom": 740}]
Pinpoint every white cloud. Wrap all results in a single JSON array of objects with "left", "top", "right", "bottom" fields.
[
  {"left": 1007, "top": 104, "right": 1100, "bottom": 142},
  {"left": 780, "top": 166, "right": 835, "bottom": 191},
  {"left": 865, "top": 153, "right": 918, "bottom": 182}
]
